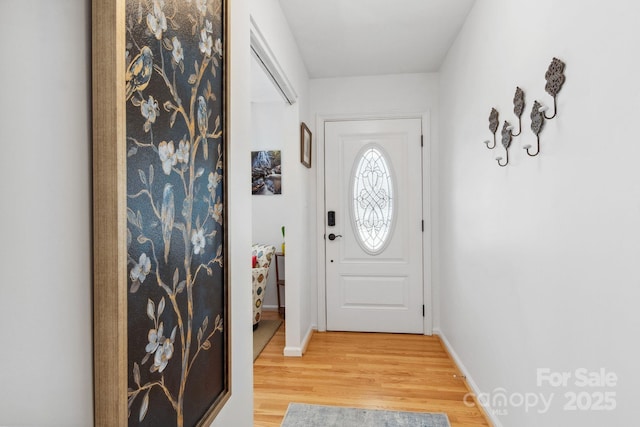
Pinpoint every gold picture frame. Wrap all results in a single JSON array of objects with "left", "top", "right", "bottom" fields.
[
  {"left": 92, "top": 1, "right": 230, "bottom": 425},
  {"left": 300, "top": 122, "right": 312, "bottom": 168}
]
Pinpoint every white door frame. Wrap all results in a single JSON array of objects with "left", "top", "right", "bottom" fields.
[{"left": 315, "top": 112, "right": 433, "bottom": 335}]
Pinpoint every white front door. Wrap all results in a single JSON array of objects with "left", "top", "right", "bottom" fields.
[{"left": 325, "top": 119, "right": 424, "bottom": 333}]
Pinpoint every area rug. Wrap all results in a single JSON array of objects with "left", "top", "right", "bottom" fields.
[
  {"left": 281, "top": 403, "right": 451, "bottom": 427},
  {"left": 253, "top": 319, "right": 282, "bottom": 361}
]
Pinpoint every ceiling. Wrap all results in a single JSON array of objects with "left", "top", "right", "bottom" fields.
[{"left": 278, "top": 0, "right": 476, "bottom": 78}]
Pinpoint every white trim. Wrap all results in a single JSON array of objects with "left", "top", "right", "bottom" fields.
[
  {"left": 316, "top": 112, "right": 433, "bottom": 334},
  {"left": 434, "top": 328, "right": 504, "bottom": 427},
  {"left": 301, "top": 325, "right": 314, "bottom": 354},
  {"left": 283, "top": 346, "right": 301, "bottom": 357},
  {"left": 249, "top": 16, "right": 298, "bottom": 105},
  {"left": 421, "top": 111, "right": 433, "bottom": 336},
  {"left": 315, "top": 114, "right": 328, "bottom": 332},
  {"left": 283, "top": 324, "right": 315, "bottom": 357}
]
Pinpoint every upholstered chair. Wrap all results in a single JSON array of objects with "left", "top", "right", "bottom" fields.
[{"left": 252, "top": 244, "right": 276, "bottom": 329}]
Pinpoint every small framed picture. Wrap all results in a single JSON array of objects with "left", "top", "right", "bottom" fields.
[
  {"left": 300, "top": 122, "right": 312, "bottom": 168},
  {"left": 251, "top": 150, "right": 282, "bottom": 195}
]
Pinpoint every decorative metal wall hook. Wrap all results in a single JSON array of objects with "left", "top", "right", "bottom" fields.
[
  {"left": 484, "top": 108, "right": 499, "bottom": 149},
  {"left": 511, "top": 87, "right": 525, "bottom": 136},
  {"left": 496, "top": 121, "right": 513, "bottom": 167},
  {"left": 540, "top": 57, "right": 566, "bottom": 119},
  {"left": 481, "top": 57, "right": 566, "bottom": 166},
  {"left": 524, "top": 100, "right": 545, "bottom": 156}
]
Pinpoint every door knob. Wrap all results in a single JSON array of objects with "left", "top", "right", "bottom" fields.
[{"left": 328, "top": 233, "right": 342, "bottom": 241}]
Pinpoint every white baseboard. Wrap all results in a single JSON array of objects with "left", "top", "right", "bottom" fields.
[
  {"left": 261, "top": 304, "right": 279, "bottom": 311},
  {"left": 283, "top": 324, "right": 315, "bottom": 357},
  {"left": 283, "top": 346, "right": 301, "bottom": 357},
  {"left": 433, "top": 328, "right": 503, "bottom": 427},
  {"left": 301, "top": 324, "right": 315, "bottom": 354}
]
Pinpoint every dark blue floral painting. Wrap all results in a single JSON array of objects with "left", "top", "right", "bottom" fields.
[{"left": 124, "top": 0, "right": 227, "bottom": 425}]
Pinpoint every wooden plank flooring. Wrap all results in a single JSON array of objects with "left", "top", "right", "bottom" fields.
[{"left": 253, "top": 313, "right": 491, "bottom": 427}]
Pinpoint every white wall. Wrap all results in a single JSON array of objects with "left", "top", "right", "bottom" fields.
[
  {"left": 251, "top": 101, "right": 286, "bottom": 309},
  {"left": 309, "top": 73, "right": 441, "bottom": 331},
  {"left": 438, "top": 1, "right": 640, "bottom": 426},
  {"left": 310, "top": 73, "right": 439, "bottom": 117},
  {"left": 250, "top": 0, "right": 312, "bottom": 356},
  {"left": 212, "top": 0, "right": 254, "bottom": 424},
  {"left": 0, "top": 0, "right": 255, "bottom": 425},
  {"left": 0, "top": 1, "right": 93, "bottom": 425}
]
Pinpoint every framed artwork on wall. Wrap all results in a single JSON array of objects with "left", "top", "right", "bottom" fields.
[
  {"left": 300, "top": 122, "right": 312, "bottom": 168},
  {"left": 92, "top": 0, "right": 230, "bottom": 426},
  {"left": 251, "top": 150, "right": 282, "bottom": 195}
]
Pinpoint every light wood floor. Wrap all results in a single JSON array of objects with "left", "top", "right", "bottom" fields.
[{"left": 253, "top": 311, "right": 491, "bottom": 427}]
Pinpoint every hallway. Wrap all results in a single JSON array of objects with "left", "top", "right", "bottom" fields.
[{"left": 254, "top": 317, "right": 491, "bottom": 426}]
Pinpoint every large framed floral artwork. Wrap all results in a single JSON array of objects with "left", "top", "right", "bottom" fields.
[{"left": 92, "top": 1, "right": 229, "bottom": 426}]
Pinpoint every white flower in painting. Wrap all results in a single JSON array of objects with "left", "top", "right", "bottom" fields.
[
  {"left": 176, "top": 140, "right": 190, "bottom": 164},
  {"left": 151, "top": 326, "right": 177, "bottom": 373},
  {"left": 199, "top": 29, "right": 213, "bottom": 57},
  {"left": 130, "top": 253, "right": 152, "bottom": 283},
  {"left": 158, "top": 141, "right": 177, "bottom": 175},
  {"left": 153, "top": 339, "right": 174, "bottom": 372},
  {"left": 145, "top": 322, "right": 164, "bottom": 354},
  {"left": 191, "top": 228, "right": 206, "bottom": 254},
  {"left": 141, "top": 96, "right": 159, "bottom": 124},
  {"left": 212, "top": 201, "right": 223, "bottom": 224},
  {"left": 214, "top": 38, "right": 223, "bottom": 57},
  {"left": 207, "top": 171, "right": 221, "bottom": 192},
  {"left": 204, "top": 19, "right": 213, "bottom": 34},
  {"left": 196, "top": 0, "right": 207, "bottom": 16},
  {"left": 145, "top": 323, "right": 178, "bottom": 372},
  {"left": 171, "top": 37, "right": 184, "bottom": 64},
  {"left": 146, "top": 0, "right": 167, "bottom": 40}
]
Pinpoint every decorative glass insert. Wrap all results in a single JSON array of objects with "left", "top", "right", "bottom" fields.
[{"left": 352, "top": 146, "right": 395, "bottom": 254}]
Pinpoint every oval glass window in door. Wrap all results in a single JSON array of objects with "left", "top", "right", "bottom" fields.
[{"left": 351, "top": 146, "right": 395, "bottom": 254}]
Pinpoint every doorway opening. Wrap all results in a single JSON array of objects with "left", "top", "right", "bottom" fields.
[{"left": 250, "top": 45, "right": 289, "bottom": 360}]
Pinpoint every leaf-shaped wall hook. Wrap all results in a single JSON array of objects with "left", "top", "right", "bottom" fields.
[
  {"left": 496, "top": 121, "right": 513, "bottom": 167},
  {"left": 484, "top": 108, "right": 499, "bottom": 149},
  {"left": 540, "top": 57, "right": 566, "bottom": 119},
  {"left": 510, "top": 87, "right": 525, "bottom": 136},
  {"left": 523, "top": 100, "right": 545, "bottom": 157}
]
